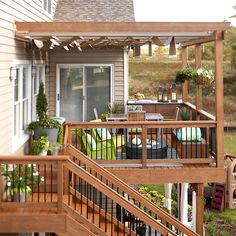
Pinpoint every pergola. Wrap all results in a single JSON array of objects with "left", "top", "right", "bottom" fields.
[
  {"left": 16, "top": 20, "right": 229, "bottom": 166},
  {"left": 15, "top": 21, "right": 230, "bottom": 236}
]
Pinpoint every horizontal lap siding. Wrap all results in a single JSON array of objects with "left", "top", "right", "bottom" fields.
[
  {"left": 0, "top": 0, "right": 58, "bottom": 154},
  {"left": 48, "top": 48, "right": 124, "bottom": 116}
]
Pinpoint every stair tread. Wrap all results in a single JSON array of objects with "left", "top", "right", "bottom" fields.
[{"left": 63, "top": 195, "right": 136, "bottom": 235}]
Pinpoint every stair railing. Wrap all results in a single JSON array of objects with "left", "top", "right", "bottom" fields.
[
  {"left": 63, "top": 159, "right": 177, "bottom": 236},
  {"left": 66, "top": 144, "right": 199, "bottom": 236}
]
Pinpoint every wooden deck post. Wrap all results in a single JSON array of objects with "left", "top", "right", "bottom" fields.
[
  {"left": 141, "top": 125, "right": 147, "bottom": 167},
  {"left": 181, "top": 46, "right": 188, "bottom": 102},
  {"left": 215, "top": 31, "right": 224, "bottom": 168},
  {"left": 195, "top": 44, "right": 202, "bottom": 112},
  {"left": 57, "top": 160, "right": 63, "bottom": 213},
  {"left": 192, "top": 183, "right": 204, "bottom": 236}
]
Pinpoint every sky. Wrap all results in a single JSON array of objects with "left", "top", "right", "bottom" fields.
[{"left": 134, "top": 0, "right": 236, "bottom": 26}]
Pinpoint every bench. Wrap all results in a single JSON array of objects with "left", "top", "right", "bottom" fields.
[{"left": 171, "top": 131, "right": 209, "bottom": 159}]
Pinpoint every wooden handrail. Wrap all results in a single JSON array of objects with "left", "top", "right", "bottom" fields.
[
  {"left": 64, "top": 120, "right": 216, "bottom": 128},
  {"left": 67, "top": 145, "right": 199, "bottom": 236},
  {"left": 0, "top": 155, "right": 69, "bottom": 161},
  {"left": 184, "top": 102, "right": 216, "bottom": 121},
  {"left": 64, "top": 159, "right": 177, "bottom": 236}
]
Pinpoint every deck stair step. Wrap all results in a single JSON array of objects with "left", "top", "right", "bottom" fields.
[{"left": 63, "top": 195, "right": 136, "bottom": 236}]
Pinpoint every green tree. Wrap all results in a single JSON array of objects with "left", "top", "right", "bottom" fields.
[{"left": 36, "top": 82, "right": 48, "bottom": 121}]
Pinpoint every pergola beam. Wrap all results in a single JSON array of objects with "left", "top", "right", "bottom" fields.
[
  {"left": 16, "top": 22, "right": 230, "bottom": 35},
  {"left": 181, "top": 35, "right": 216, "bottom": 47}
]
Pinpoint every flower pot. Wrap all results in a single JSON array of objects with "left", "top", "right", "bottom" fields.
[
  {"left": 13, "top": 189, "right": 31, "bottom": 202},
  {"left": 51, "top": 145, "right": 61, "bottom": 155},
  {"left": 39, "top": 149, "right": 48, "bottom": 156},
  {"left": 34, "top": 127, "right": 59, "bottom": 143}
]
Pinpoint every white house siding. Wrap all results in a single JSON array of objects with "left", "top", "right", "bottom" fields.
[
  {"left": 0, "top": 0, "right": 58, "bottom": 154},
  {"left": 48, "top": 48, "right": 125, "bottom": 116}
]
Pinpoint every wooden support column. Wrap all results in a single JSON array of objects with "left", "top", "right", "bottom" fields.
[
  {"left": 181, "top": 46, "right": 188, "bottom": 102},
  {"left": 141, "top": 126, "right": 147, "bottom": 167},
  {"left": 195, "top": 44, "right": 202, "bottom": 111},
  {"left": 192, "top": 183, "right": 204, "bottom": 236},
  {"left": 215, "top": 31, "right": 224, "bottom": 168}
]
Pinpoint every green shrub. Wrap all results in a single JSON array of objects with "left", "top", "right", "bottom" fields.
[
  {"left": 205, "top": 223, "right": 217, "bottom": 236},
  {"left": 204, "top": 211, "right": 215, "bottom": 223}
]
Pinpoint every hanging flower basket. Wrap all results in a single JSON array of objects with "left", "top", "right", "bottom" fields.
[
  {"left": 195, "top": 68, "right": 214, "bottom": 86},
  {"left": 195, "top": 76, "right": 214, "bottom": 86},
  {"left": 175, "top": 67, "right": 196, "bottom": 84}
]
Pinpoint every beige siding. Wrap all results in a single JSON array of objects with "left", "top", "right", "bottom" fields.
[
  {"left": 48, "top": 48, "right": 124, "bottom": 116},
  {"left": 0, "top": 0, "right": 58, "bottom": 154}
]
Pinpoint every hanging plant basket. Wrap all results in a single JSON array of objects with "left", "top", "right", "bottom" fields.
[{"left": 195, "top": 77, "right": 214, "bottom": 86}]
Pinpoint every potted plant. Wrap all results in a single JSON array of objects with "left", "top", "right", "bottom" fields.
[
  {"left": 2, "top": 164, "right": 43, "bottom": 202},
  {"left": 50, "top": 143, "right": 61, "bottom": 155},
  {"left": 179, "top": 107, "right": 191, "bottom": 121},
  {"left": 27, "top": 82, "right": 61, "bottom": 143},
  {"left": 31, "top": 136, "right": 50, "bottom": 156},
  {"left": 175, "top": 67, "right": 197, "bottom": 84},
  {"left": 195, "top": 68, "right": 214, "bottom": 86}
]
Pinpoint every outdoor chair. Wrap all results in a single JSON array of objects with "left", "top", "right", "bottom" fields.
[
  {"left": 127, "top": 111, "right": 146, "bottom": 139},
  {"left": 77, "top": 128, "right": 116, "bottom": 160},
  {"left": 90, "top": 119, "right": 124, "bottom": 149}
]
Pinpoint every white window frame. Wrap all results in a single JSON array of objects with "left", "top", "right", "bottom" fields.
[
  {"left": 32, "top": 64, "right": 45, "bottom": 121},
  {"left": 12, "top": 61, "right": 32, "bottom": 152},
  {"left": 42, "top": 0, "right": 52, "bottom": 15}
]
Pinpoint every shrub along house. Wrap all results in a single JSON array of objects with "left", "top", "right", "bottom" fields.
[{"left": 0, "top": 0, "right": 230, "bottom": 236}]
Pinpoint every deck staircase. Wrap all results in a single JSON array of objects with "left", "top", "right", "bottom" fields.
[
  {"left": 61, "top": 144, "right": 199, "bottom": 236},
  {"left": 0, "top": 145, "right": 199, "bottom": 236}
]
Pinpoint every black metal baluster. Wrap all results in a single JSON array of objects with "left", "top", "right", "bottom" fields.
[
  {"left": 44, "top": 164, "right": 46, "bottom": 202},
  {"left": 86, "top": 181, "right": 89, "bottom": 219},
  {"left": 99, "top": 189, "right": 102, "bottom": 228},
  {"left": 6, "top": 164, "right": 9, "bottom": 202},
  {"left": 111, "top": 183, "right": 114, "bottom": 236},
  {"left": 80, "top": 178, "right": 83, "bottom": 215},
  {"left": 92, "top": 185, "right": 95, "bottom": 224},
  {"left": 74, "top": 175, "right": 77, "bottom": 210},
  {"left": 24, "top": 164, "right": 27, "bottom": 202},
  {"left": 37, "top": 164, "right": 40, "bottom": 202},
  {"left": 105, "top": 180, "right": 108, "bottom": 232},
  {"left": 50, "top": 164, "right": 53, "bottom": 202},
  {"left": 18, "top": 164, "right": 21, "bottom": 202},
  {"left": 68, "top": 168, "right": 70, "bottom": 206}
]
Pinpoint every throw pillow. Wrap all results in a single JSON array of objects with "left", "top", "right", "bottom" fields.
[
  {"left": 177, "top": 127, "right": 202, "bottom": 142},
  {"left": 96, "top": 128, "right": 112, "bottom": 141},
  {"left": 85, "top": 133, "right": 97, "bottom": 150}
]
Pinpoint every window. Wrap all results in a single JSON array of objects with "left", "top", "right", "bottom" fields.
[
  {"left": 13, "top": 65, "right": 31, "bottom": 150},
  {"left": 43, "top": 0, "right": 51, "bottom": 14}
]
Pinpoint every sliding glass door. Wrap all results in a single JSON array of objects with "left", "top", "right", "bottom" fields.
[
  {"left": 85, "top": 66, "right": 111, "bottom": 120},
  {"left": 57, "top": 64, "right": 112, "bottom": 121},
  {"left": 58, "top": 66, "right": 83, "bottom": 121}
]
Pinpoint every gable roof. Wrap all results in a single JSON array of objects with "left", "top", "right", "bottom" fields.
[{"left": 54, "top": 0, "right": 134, "bottom": 22}]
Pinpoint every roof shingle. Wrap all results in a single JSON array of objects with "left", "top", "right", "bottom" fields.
[{"left": 54, "top": 0, "right": 135, "bottom": 22}]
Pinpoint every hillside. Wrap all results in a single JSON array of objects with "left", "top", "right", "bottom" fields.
[{"left": 129, "top": 59, "right": 236, "bottom": 126}]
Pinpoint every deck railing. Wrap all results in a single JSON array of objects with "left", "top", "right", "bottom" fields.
[
  {"left": 64, "top": 119, "right": 217, "bottom": 167},
  {"left": 0, "top": 156, "right": 67, "bottom": 213},
  {"left": 0, "top": 154, "right": 198, "bottom": 235}
]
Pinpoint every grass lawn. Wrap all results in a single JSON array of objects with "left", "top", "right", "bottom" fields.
[
  {"left": 205, "top": 209, "right": 236, "bottom": 236},
  {"left": 224, "top": 133, "right": 236, "bottom": 155},
  {"left": 142, "top": 184, "right": 165, "bottom": 196}
]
